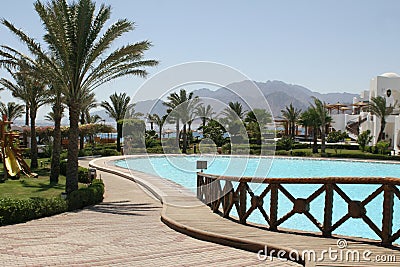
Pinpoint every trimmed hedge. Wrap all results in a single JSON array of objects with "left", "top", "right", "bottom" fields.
[
  {"left": 67, "top": 179, "right": 104, "bottom": 211},
  {"left": 0, "top": 179, "right": 105, "bottom": 226},
  {"left": 0, "top": 197, "right": 68, "bottom": 226}
]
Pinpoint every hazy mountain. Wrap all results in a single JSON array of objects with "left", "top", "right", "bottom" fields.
[
  {"left": 192, "top": 80, "right": 358, "bottom": 116},
  {"left": 34, "top": 79, "right": 357, "bottom": 126}
]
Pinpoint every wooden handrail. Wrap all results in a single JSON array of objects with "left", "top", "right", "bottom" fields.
[{"left": 197, "top": 172, "right": 400, "bottom": 246}]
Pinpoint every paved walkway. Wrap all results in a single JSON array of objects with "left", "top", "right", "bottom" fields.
[
  {"left": 90, "top": 156, "right": 400, "bottom": 267},
  {"left": 0, "top": 159, "right": 291, "bottom": 266}
]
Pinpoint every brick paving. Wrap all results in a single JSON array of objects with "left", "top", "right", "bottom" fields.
[{"left": 0, "top": 160, "right": 297, "bottom": 266}]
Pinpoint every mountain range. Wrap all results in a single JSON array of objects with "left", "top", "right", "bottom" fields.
[
  {"left": 129, "top": 80, "right": 358, "bottom": 119},
  {"left": 22, "top": 80, "right": 358, "bottom": 126}
]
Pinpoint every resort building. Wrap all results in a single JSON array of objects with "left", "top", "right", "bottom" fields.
[{"left": 331, "top": 72, "right": 400, "bottom": 154}]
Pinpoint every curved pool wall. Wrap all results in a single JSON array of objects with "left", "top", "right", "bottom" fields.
[{"left": 115, "top": 155, "right": 400, "bottom": 243}]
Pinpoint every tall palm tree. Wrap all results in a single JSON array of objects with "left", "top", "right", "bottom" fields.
[
  {"left": 0, "top": 102, "right": 25, "bottom": 122},
  {"left": 151, "top": 113, "right": 166, "bottom": 140},
  {"left": 368, "top": 96, "right": 396, "bottom": 142},
  {"left": 101, "top": 92, "right": 135, "bottom": 152},
  {"left": 221, "top": 101, "right": 247, "bottom": 121},
  {"left": 164, "top": 89, "right": 198, "bottom": 153},
  {"left": 1, "top": 0, "right": 158, "bottom": 193},
  {"left": 310, "top": 97, "right": 332, "bottom": 154},
  {"left": 195, "top": 104, "right": 215, "bottom": 128},
  {"left": 0, "top": 64, "right": 48, "bottom": 169},
  {"left": 280, "top": 103, "right": 301, "bottom": 139}
]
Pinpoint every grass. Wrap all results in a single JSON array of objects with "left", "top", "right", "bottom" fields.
[
  {"left": 0, "top": 175, "right": 66, "bottom": 199},
  {"left": 0, "top": 157, "right": 83, "bottom": 200}
]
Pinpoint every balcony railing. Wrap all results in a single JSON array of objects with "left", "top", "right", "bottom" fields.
[{"left": 197, "top": 173, "right": 400, "bottom": 246}]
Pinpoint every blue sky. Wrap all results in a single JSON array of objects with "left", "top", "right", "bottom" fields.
[{"left": 1, "top": 0, "right": 400, "bottom": 117}]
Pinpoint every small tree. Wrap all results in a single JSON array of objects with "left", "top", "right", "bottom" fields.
[
  {"left": 327, "top": 130, "right": 348, "bottom": 154},
  {"left": 357, "top": 130, "right": 373, "bottom": 152}
]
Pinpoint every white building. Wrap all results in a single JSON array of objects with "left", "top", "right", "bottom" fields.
[{"left": 331, "top": 72, "right": 400, "bottom": 154}]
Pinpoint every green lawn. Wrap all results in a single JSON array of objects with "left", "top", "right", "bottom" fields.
[
  {"left": 0, "top": 175, "right": 66, "bottom": 199},
  {"left": 0, "top": 158, "right": 74, "bottom": 199}
]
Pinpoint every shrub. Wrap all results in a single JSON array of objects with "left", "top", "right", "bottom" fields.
[
  {"left": 376, "top": 141, "right": 390, "bottom": 155},
  {"left": 0, "top": 197, "right": 68, "bottom": 226},
  {"left": 276, "top": 136, "right": 294, "bottom": 151},
  {"left": 146, "top": 146, "right": 164, "bottom": 154},
  {"left": 100, "top": 149, "right": 121, "bottom": 157},
  {"left": 67, "top": 179, "right": 104, "bottom": 211},
  {"left": 357, "top": 130, "right": 373, "bottom": 152},
  {"left": 78, "top": 167, "right": 90, "bottom": 184}
]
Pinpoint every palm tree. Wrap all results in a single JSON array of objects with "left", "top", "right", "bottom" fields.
[
  {"left": 151, "top": 113, "right": 166, "bottom": 140},
  {"left": 221, "top": 101, "right": 247, "bottom": 120},
  {"left": 146, "top": 113, "right": 156, "bottom": 131},
  {"left": 368, "top": 96, "right": 395, "bottom": 142},
  {"left": 299, "top": 108, "right": 320, "bottom": 153},
  {"left": 80, "top": 92, "right": 97, "bottom": 150},
  {"left": 310, "top": 97, "right": 332, "bottom": 154},
  {"left": 281, "top": 103, "right": 301, "bottom": 139},
  {"left": 1, "top": 0, "right": 158, "bottom": 193},
  {"left": 164, "top": 89, "right": 198, "bottom": 153},
  {"left": 48, "top": 87, "right": 64, "bottom": 184},
  {"left": 245, "top": 108, "right": 272, "bottom": 126},
  {"left": 195, "top": 104, "right": 215, "bottom": 128},
  {"left": 101, "top": 92, "right": 135, "bottom": 152},
  {"left": 86, "top": 114, "right": 103, "bottom": 124},
  {"left": 0, "top": 102, "right": 25, "bottom": 122},
  {"left": 0, "top": 63, "right": 48, "bottom": 169}
]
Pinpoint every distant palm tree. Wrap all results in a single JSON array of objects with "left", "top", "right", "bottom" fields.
[
  {"left": 86, "top": 114, "right": 103, "bottom": 124},
  {"left": 0, "top": 62, "right": 49, "bottom": 169},
  {"left": 164, "top": 89, "right": 198, "bottom": 153},
  {"left": 101, "top": 92, "right": 135, "bottom": 152},
  {"left": 151, "top": 113, "right": 167, "bottom": 140},
  {"left": 245, "top": 108, "right": 272, "bottom": 126},
  {"left": 368, "top": 96, "right": 396, "bottom": 142},
  {"left": 299, "top": 108, "right": 320, "bottom": 153},
  {"left": 221, "top": 101, "right": 247, "bottom": 120},
  {"left": 45, "top": 87, "right": 65, "bottom": 184},
  {"left": 146, "top": 113, "right": 156, "bottom": 131},
  {"left": 80, "top": 92, "right": 97, "bottom": 150},
  {"left": 281, "top": 103, "right": 301, "bottom": 139},
  {"left": 1, "top": 0, "right": 158, "bottom": 194},
  {"left": 0, "top": 102, "right": 25, "bottom": 122},
  {"left": 195, "top": 104, "right": 215, "bottom": 128},
  {"left": 310, "top": 97, "right": 332, "bottom": 154}
]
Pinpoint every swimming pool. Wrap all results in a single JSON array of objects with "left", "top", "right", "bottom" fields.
[{"left": 115, "top": 155, "right": 400, "bottom": 242}]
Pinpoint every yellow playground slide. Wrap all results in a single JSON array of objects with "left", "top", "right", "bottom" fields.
[{"left": 4, "top": 146, "right": 21, "bottom": 177}]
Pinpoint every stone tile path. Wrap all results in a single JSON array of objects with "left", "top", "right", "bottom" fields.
[{"left": 0, "top": 160, "right": 294, "bottom": 266}]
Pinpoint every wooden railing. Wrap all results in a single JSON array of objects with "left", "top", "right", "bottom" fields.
[{"left": 197, "top": 173, "right": 400, "bottom": 246}]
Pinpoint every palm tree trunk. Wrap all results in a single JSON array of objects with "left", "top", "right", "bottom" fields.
[
  {"left": 30, "top": 109, "right": 38, "bottom": 169},
  {"left": 116, "top": 122, "right": 122, "bottom": 152},
  {"left": 66, "top": 103, "right": 79, "bottom": 194},
  {"left": 79, "top": 112, "right": 85, "bottom": 150},
  {"left": 25, "top": 104, "right": 29, "bottom": 126},
  {"left": 202, "top": 118, "right": 206, "bottom": 128},
  {"left": 312, "top": 126, "right": 318, "bottom": 153},
  {"left": 150, "top": 122, "right": 154, "bottom": 131},
  {"left": 159, "top": 127, "right": 162, "bottom": 141},
  {"left": 378, "top": 120, "right": 385, "bottom": 142},
  {"left": 50, "top": 105, "right": 62, "bottom": 184},
  {"left": 175, "top": 120, "right": 180, "bottom": 146},
  {"left": 321, "top": 125, "right": 326, "bottom": 154},
  {"left": 182, "top": 124, "right": 187, "bottom": 153}
]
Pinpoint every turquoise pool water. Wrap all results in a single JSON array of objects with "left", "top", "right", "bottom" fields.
[{"left": 115, "top": 156, "right": 400, "bottom": 242}]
